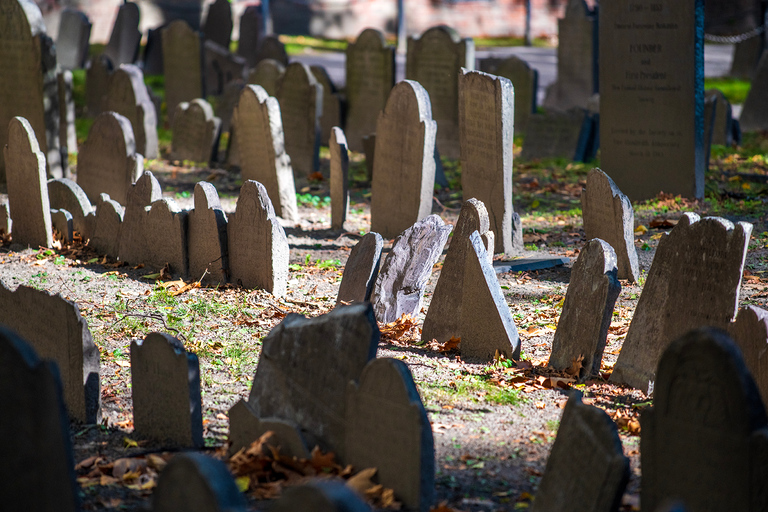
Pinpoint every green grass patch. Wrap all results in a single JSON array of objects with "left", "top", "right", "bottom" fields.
[
  {"left": 280, "top": 35, "right": 348, "bottom": 54},
  {"left": 296, "top": 192, "right": 331, "bottom": 208},
  {"left": 473, "top": 36, "right": 552, "bottom": 48},
  {"left": 704, "top": 77, "right": 751, "bottom": 104}
]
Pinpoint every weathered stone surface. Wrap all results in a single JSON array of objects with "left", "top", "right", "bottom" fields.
[
  {"left": 271, "top": 482, "right": 371, "bottom": 512},
  {"left": 105, "top": 64, "right": 159, "bottom": 159},
  {"left": 236, "top": 6, "right": 266, "bottom": 67},
  {"left": 77, "top": 111, "right": 142, "bottom": 206},
  {"left": 336, "top": 232, "right": 383, "bottom": 306},
  {"left": 611, "top": 214, "right": 751, "bottom": 393},
  {"left": 145, "top": 199, "right": 189, "bottom": 276},
  {"left": 0, "top": 326, "right": 79, "bottom": 512},
  {"left": 370, "top": 80, "right": 436, "bottom": 239},
  {"left": 41, "top": 31, "right": 65, "bottom": 179},
  {"left": 163, "top": 20, "right": 204, "bottom": 124},
  {"left": 58, "top": 70, "right": 77, "bottom": 155},
  {"left": 118, "top": 171, "right": 162, "bottom": 266},
  {"left": 520, "top": 108, "right": 594, "bottom": 161},
  {"left": 51, "top": 208, "right": 73, "bottom": 243},
  {"left": 228, "top": 401, "right": 310, "bottom": 458},
  {"left": 740, "top": 51, "right": 768, "bottom": 133},
  {"left": 89, "top": 193, "right": 123, "bottom": 257},
  {"left": 0, "top": 202, "right": 11, "bottom": 235},
  {"left": 310, "top": 65, "right": 341, "bottom": 144},
  {"left": 581, "top": 168, "right": 640, "bottom": 282},
  {"left": 171, "top": 99, "right": 220, "bottom": 164},
  {"left": 362, "top": 134, "right": 376, "bottom": 180},
  {"left": 479, "top": 55, "right": 538, "bottom": 133},
  {"left": 532, "top": 391, "right": 629, "bottom": 512},
  {"left": 142, "top": 24, "right": 165, "bottom": 75},
  {"left": 188, "top": 181, "right": 228, "bottom": 285},
  {"left": 103, "top": 1, "right": 140, "bottom": 65},
  {"left": 203, "top": 40, "right": 246, "bottom": 97},
  {"left": 406, "top": 26, "right": 474, "bottom": 158},
  {"left": 47, "top": 178, "right": 93, "bottom": 239},
  {"left": 549, "top": 239, "right": 621, "bottom": 379},
  {"left": 215, "top": 78, "right": 245, "bottom": 135},
  {"left": 728, "top": 306, "right": 768, "bottom": 407},
  {"left": 85, "top": 54, "right": 113, "bottom": 117},
  {"left": 330, "top": 127, "right": 349, "bottom": 230},
  {"left": 705, "top": 89, "right": 734, "bottom": 146},
  {"left": 227, "top": 180, "right": 289, "bottom": 294},
  {"left": 0, "top": 280, "right": 100, "bottom": 423},
  {"left": 346, "top": 358, "right": 434, "bottom": 512},
  {"left": 641, "top": 328, "right": 768, "bottom": 511},
  {"left": 246, "top": 58, "right": 285, "bottom": 97},
  {"left": 5, "top": 117, "right": 52, "bottom": 248},
  {"left": 731, "top": 36, "right": 764, "bottom": 79},
  {"left": 373, "top": 215, "right": 452, "bottom": 324},
  {"left": 56, "top": 9, "right": 91, "bottom": 70},
  {"left": 202, "top": 0, "right": 232, "bottom": 49}
]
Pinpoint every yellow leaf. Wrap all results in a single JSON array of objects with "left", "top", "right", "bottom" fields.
[
  {"left": 531, "top": 199, "right": 540, "bottom": 209},
  {"left": 115, "top": 360, "right": 130, "bottom": 368},
  {"left": 123, "top": 437, "right": 138, "bottom": 449},
  {"left": 235, "top": 476, "right": 250, "bottom": 492},
  {"left": 743, "top": 182, "right": 752, "bottom": 191},
  {"left": 142, "top": 272, "right": 162, "bottom": 280},
  {"left": 634, "top": 225, "right": 648, "bottom": 234}
]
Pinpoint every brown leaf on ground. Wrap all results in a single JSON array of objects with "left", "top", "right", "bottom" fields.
[
  {"left": 379, "top": 314, "right": 421, "bottom": 344},
  {"left": 611, "top": 409, "right": 642, "bottom": 435},
  {"left": 649, "top": 218, "right": 678, "bottom": 229},
  {"left": 565, "top": 354, "right": 584, "bottom": 377},
  {"left": 431, "top": 501, "right": 467, "bottom": 512},
  {"left": 424, "top": 336, "right": 461, "bottom": 353}
]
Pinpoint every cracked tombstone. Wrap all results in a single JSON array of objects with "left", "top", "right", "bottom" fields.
[
  {"left": 336, "top": 232, "right": 383, "bottom": 306},
  {"left": 271, "top": 482, "right": 371, "bottom": 512},
  {"left": 188, "top": 181, "right": 228, "bottom": 285},
  {"left": 106, "top": 64, "right": 159, "bottom": 159},
  {"left": 163, "top": 20, "right": 204, "bottom": 124},
  {"left": 479, "top": 55, "right": 538, "bottom": 134},
  {"left": 171, "top": 99, "right": 221, "bottom": 164},
  {"left": 103, "top": 1, "right": 140, "bottom": 65},
  {"left": 119, "top": 171, "right": 162, "bottom": 266},
  {"left": 56, "top": 9, "right": 91, "bottom": 70},
  {"left": 330, "top": 127, "right": 349, "bottom": 230},
  {"left": 202, "top": 0, "right": 232, "bottom": 49},
  {"left": 246, "top": 58, "right": 285, "bottom": 97},
  {"left": 728, "top": 305, "right": 768, "bottom": 407},
  {"left": 310, "top": 65, "right": 342, "bottom": 144}
]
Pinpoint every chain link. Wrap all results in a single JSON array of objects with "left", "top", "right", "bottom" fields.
[{"left": 704, "top": 25, "right": 765, "bottom": 44}]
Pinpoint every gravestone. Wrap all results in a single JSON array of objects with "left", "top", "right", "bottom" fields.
[
  {"left": 202, "top": 0, "right": 233, "bottom": 49},
  {"left": 479, "top": 55, "right": 538, "bottom": 133},
  {"left": 227, "top": 180, "right": 289, "bottom": 294},
  {"left": 5, "top": 117, "right": 52, "bottom": 248},
  {"left": 40, "top": 32, "right": 66, "bottom": 179},
  {"left": 641, "top": 328, "right": 768, "bottom": 511},
  {"left": 131, "top": 333, "right": 203, "bottom": 447},
  {"left": 103, "top": 2, "right": 141, "bottom": 66},
  {"left": 532, "top": 392, "right": 629, "bottom": 512},
  {"left": 362, "top": 134, "right": 376, "bottom": 179},
  {"left": 330, "top": 127, "right": 349, "bottom": 230},
  {"left": 728, "top": 306, "right": 768, "bottom": 406},
  {"left": 730, "top": 36, "right": 764, "bottom": 79},
  {"left": 153, "top": 453, "right": 247, "bottom": 512},
  {"left": 252, "top": 35, "right": 289, "bottom": 67},
  {"left": 163, "top": 20, "right": 204, "bottom": 124},
  {"left": 520, "top": 109, "right": 595, "bottom": 162},
  {"left": 142, "top": 25, "right": 165, "bottom": 75},
  {"left": 346, "top": 358, "right": 434, "bottom": 512},
  {"left": 88, "top": 194, "right": 124, "bottom": 257},
  {"left": 237, "top": 6, "right": 265, "bottom": 67},
  {"left": 275, "top": 62, "right": 322, "bottom": 178},
  {"left": 370, "top": 80, "right": 436, "bottom": 239},
  {"left": 345, "top": 28, "right": 395, "bottom": 152},
  {"left": 188, "top": 182, "right": 228, "bottom": 285},
  {"left": 543, "top": 0, "right": 597, "bottom": 111},
  {"left": 0, "top": 203, "right": 10, "bottom": 235},
  {"left": 600, "top": 0, "right": 705, "bottom": 200},
  {"left": 581, "top": 168, "right": 640, "bottom": 282},
  {"left": 611, "top": 213, "right": 751, "bottom": 393},
  {"left": 77, "top": 111, "right": 143, "bottom": 206},
  {"left": 204, "top": 40, "right": 246, "bottom": 96},
  {"left": 145, "top": 199, "right": 189, "bottom": 276},
  {"left": 373, "top": 215, "right": 452, "bottom": 324},
  {"left": 0, "top": 281, "right": 101, "bottom": 423},
  {"left": 459, "top": 69, "right": 520, "bottom": 255},
  {"left": 228, "top": 403, "right": 310, "bottom": 457},
  {"left": 119, "top": 172, "right": 162, "bottom": 266},
  {"left": 50, "top": 209, "right": 73, "bottom": 244},
  {"left": 705, "top": 89, "right": 734, "bottom": 146},
  {"left": 336, "top": 232, "right": 383, "bottom": 306},
  {"left": 58, "top": 71, "right": 77, "bottom": 155},
  {"left": 47, "top": 178, "right": 93, "bottom": 238},
  {"left": 246, "top": 58, "right": 285, "bottom": 96},
  {"left": 406, "top": 26, "right": 474, "bottom": 158},
  {"left": 231, "top": 303, "right": 378, "bottom": 457},
  {"left": 105, "top": 64, "right": 159, "bottom": 158},
  {"left": 271, "top": 482, "right": 370, "bottom": 512},
  {"left": 216, "top": 79, "right": 245, "bottom": 135},
  {"left": 739, "top": 51, "right": 768, "bottom": 133},
  {"left": 85, "top": 54, "right": 113, "bottom": 116},
  {"left": 703, "top": 93, "right": 717, "bottom": 164},
  {"left": 549, "top": 239, "right": 621, "bottom": 379},
  {"left": 56, "top": 9, "right": 91, "bottom": 70},
  {"left": 311, "top": 65, "right": 342, "bottom": 144},
  {"left": 233, "top": 85, "right": 299, "bottom": 222},
  {"left": 171, "top": 99, "right": 221, "bottom": 164},
  {"left": 0, "top": 326, "right": 79, "bottom": 512}
]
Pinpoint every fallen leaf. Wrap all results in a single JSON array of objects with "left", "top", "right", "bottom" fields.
[
  {"left": 347, "top": 467, "right": 378, "bottom": 494},
  {"left": 634, "top": 225, "right": 648, "bottom": 234}
]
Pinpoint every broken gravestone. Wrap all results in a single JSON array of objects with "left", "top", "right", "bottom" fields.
[
  {"left": 188, "top": 181, "right": 228, "bottom": 285},
  {"left": 171, "top": 99, "right": 221, "bottom": 164},
  {"left": 330, "top": 127, "right": 349, "bottom": 230},
  {"left": 728, "top": 305, "right": 768, "bottom": 407},
  {"left": 105, "top": 64, "right": 159, "bottom": 159},
  {"left": 47, "top": 178, "right": 93, "bottom": 239},
  {"left": 336, "top": 232, "right": 384, "bottom": 306},
  {"left": 271, "top": 482, "right": 371, "bottom": 512}
]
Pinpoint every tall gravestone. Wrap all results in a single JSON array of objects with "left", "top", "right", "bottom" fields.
[
  {"left": 600, "top": 0, "right": 705, "bottom": 200},
  {"left": 142, "top": 24, "right": 165, "bottom": 76},
  {"left": 345, "top": 28, "right": 395, "bottom": 152},
  {"left": 406, "top": 26, "right": 474, "bottom": 158},
  {"left": 103, "top": 2, "right": 141, "bottom": 66},
  {"left": 479, "top": 56, "right": 538, "bottom": 134},
  {"left": 330, "top": 127, "right": 349, "bottom": 230},
  {"left": 310, "top": 65, "right": 342, "bottom": 145},
  {"left": 202, "top": 0, "right": 232, "bottom": 49},
  {"left": 106, "top": 64, "right": 159, "bottom": 159},
  {"left": 171, "top": 99, "right": 221, "bottom": 164},
  {"left": 247, "top": 58, "right": 285, "bottom": 97},
  {"left": 56, "top": 9, "right": 91, "bottom": 70},
  {"left": 728, "top": 306, "right": 768, "bottom": 407},
  {"left": 237, "top": 6, "right": 265, "bottom": 67},
  {"left": 188, "top": 181, "right": 228, "bottom": 285},
  {"left": 163, "top": 20, "right": 204, "bottom": 124},
  {"left": 119, "top": 171, "right": 162, "bottom": 267},
  {"left": 85, "top": 54, "right": 113, "bottom": 117},
  {"left": 336, "top": 232, "right": 383, "bottom": 306},
  {"left": 370, "top": 80, "right": 436, "bottom": 239},
  {"left": 611, "top": 213, "right": 751, "bottom": 393}
]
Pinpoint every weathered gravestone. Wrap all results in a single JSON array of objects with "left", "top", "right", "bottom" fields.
[
  {"left": 0, "top": 203, "right": 10, "bottom": 235},
  {"left": 188, "top": 181, "right": 228, "bottom": 285},
  {"left": 227, "top": 180, "right": 289, "bottom": 294},
  {"left": 370, "top": 80, "right": 436, "bottom": 239},
  {"left": 142, "top": 25, "right": 165, "bottom": 76},
  {"left": 728, "top": 306, "right": 768, "bottom": 407},
  {"left": 246, "top": 58, "right": 285, "bottom": 97},
  {"left": 216, "top": 79, "right": 245, "bottom": 136},
  {"left": 739, "top": 51, "right": 768, "bottom": 133},
  {"left": 731, "top": 36, "right": 765, "bottom": 79},
  {"left": 0, "top": 326, "right": 79, "bottom": 512},
  {"left": 479, "top": 55, "right": 538, "bottom": 134},
  {"left": 153, "top": 453, "right": 247, "bottom": 512},
  {"left": 549, "top": 239, "right": 621, "bottom": 379},
  {"left": 131, "top": 332, "right": 203, "bottom": 447},
  {"left": 118, "top": 171, "right": 161, "bottom": 266},
  {"left": 252, "top": 35, "right": 289, "bottom": 67},
  {"left": 228, "top": 410, "right": 310, "bottom": 458},
  {"left": 373, "top": 215, "right": 452, "bottom": 324},
  {"left": 163, "top": 20, "right": 204, "bottom": 124},
  {"left": 600, "top": 0, "right": 705, "bottom": 200},
  {"left": 103, "top": 1, "right": 141, "bottom": 66},
  {"left": 406, "top": 26, "right": 474, "bottom": 158},
  {"left": 271, "top": 482, "right": 371, "bottom": 512},
  {"left": 204, "top": 40, "right": 246, "bottom": 97},
  {"left": 58, "top": 70, "right": 77, "bottom": 156},
  {"left": 47, "top": 178, "right": 93, "bottom": 238},
  {"left": 50, "top": 208, "right": 73, "bottom": 244},
  {"left": 336, "top": 232, "right": 383, "bottom": 306},
  {"left": 520, "top": 108, "right": 595, "bottom": 162},
  {"left": 236, "top": 6, "right": 266, "bottom": 67},
  {"left": 345, "top": 28, "right": 395, "bottom": 152},
  {"left": 171, "top": 99, "right": 221, "bottom": 164},
  {"left": 581, "top": 168, "right": 640, "bottom": 282},
  {"left": 56, "top": 9, "right": 91, "bottom": 70},
  {"left": 145, "top": 198, "right": 189, "bottom": 276},
  {"left": 611, "top": 213, "right": 751, "bottom": 393},
  {"left": 85, "top": 54, "right": 113, "bottom": 116},
  {"left": 88, "top": 194, "right": 124, "bottom": 257},
  {"left": 330, "top": 127, "right": 349, "bottom": 230},
  {"left": 705, "top": 89, "right": 735, "bottom": 146},
  {"left": 77, "top": 111, "right": 143, "bottom": 206},
  {"left": 0, "top": 280, "right": 101, "bottom": 423},
  {"left": 543, "top": 0, "right": 598, "bottom": 111},
  {"left": 346, "top": 358, "right": 434, "bottom": 512},
  {"left": 5, "top": 117, "right": 52, "bottom": 248},
  {"left": 703, "top": 93, "right": 717, "bottom": 164},
  {"left": 641, "top": 328, "right": 768, "bottom": 511},
  {"left": 233, "top": 85, "right": 299, "bottom": 222},
  {"left": 531, "top": 391, "right": 629, "bottom": 512},
  {"left": 311, "top": 65, "right": 342, "bottom": 145},
  {"left": 275, "top": 62, "right": 322, "bottom": 178},
  {"left": 459, "top": 69, "right": 521, "bottom": 255},
  {"left": 202, "top": 0, "right": 232, "bottom": 49},
  {"left": 229, "top": 303, "right": 378, "bottom": 457},
  {"left": 106, "top": 64, "right": 159, "bottom": 159}
]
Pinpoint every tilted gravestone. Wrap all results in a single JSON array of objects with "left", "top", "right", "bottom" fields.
[
  {"left": 56, "top": 8, "right": 91, "bottom": 70},
  {"left": 346, "top": 358, "right": 434, "bottom": 512},
  {"left": 203, "top": 40, "right": 246, "bottom": 97},
  {"left": 163, "top": 20, "right": 204, "bottom": 124},
  {"left": 581, "top": 168, "right": 640, "bottom": 282},
  {"left": 336, "top": 232, "right": 383, "bottom": 306},
  {"left": 202, "top": 0, "right": 233, "bottom": 49},
  {"left": 641, "top": 328, "right": 768, "bottom": 511},
  {"left": 611, "top": 213, "right": 751, "bottom": 393},
  {"left": 272, "top": 482, "right": 371, "bottom": 512},
  {"left": 85, "top": 54, "right": 113, "bottom": 117},
  {"left": 227, "top": 180, "right": 289, "bottom": 294},
  {"left": 739, "top": 51, "right": 768, "bottom": 133},
  {"left": 520, "top": 108, "right": 595, "bottom": 162},
  {"left": 246, "top": 58, "right": 285, "bottom": 97},
  {"left": 370, "top": 80, "right": 436, "bottom": 239},
  {"left": 0, "top": 280, "right": 101, "bottom": 423},
  {"left": 549, "top": 239, "right": 621, "bottom": 379},
  {"left": 330, "top": 127, "right": 349, "bottom": 230},
  {"left": 531, "top": 391, "right": 629, "bottom": 512},
  {"left": 88, "top": 193, "right": 124, "bottom": 257},
  {"left": 171, "top": 99, "right": 221, "bottom": 164},
  {"left": 145, "top": 198, "right": 189, "bottom": 276},
  {"left": 188, "top": 181, "right": 228, "bottom": 285},
  {"left": 236, "top": 5, "right": 266, "bottom": 67},
  {"left": 459, "top": 69, "right": 520, "bottom": 255},
  {"left": 310, "top": 65, "right": 342, "bottom": 145},
  {"left": 728, "top": 306, "right": 768, "bottom": 407},
  {"left": 103, "top": 1, "right": 141, "bottom": 66},
  {"left": 233, "top": 85, "right": 299, "bottom": 222},
  {"left": 373, "top": 215, "right": 452, "bottom": 324},
  {"left": 230, "top": 303, "right": 379, "bottom": 458},
  {"left": 47, "top": 178, "right": 93, "bottom": 239},
  {"left": 131, "top": 332, "right": 203, "bottom": 447},
  {"left": 479, "top": 55, "right": 538, "bottom": 134},
  {"left": 5, "top": 117, "right": 52, "bottom": 248},
  {"left": 345, "top": 28, "right": 395, "bottom": 152},
  {"left": 105, "top": 64, "right": 159, "bottom": 159},
  {"left": 705, "top": 89, "right": 735, "bottom": 146},
  {"left": 118, "top": 171, "right": 162, "bottom": 266},
  {"left": 0, "top": 326, "right": 79, "bottom": 512},
  {"left": 77, "top": 111, "right": 143, "bottom": 206}
]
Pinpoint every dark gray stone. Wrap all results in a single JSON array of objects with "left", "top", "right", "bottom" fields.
[
  {"left": 362, "top": 133, "right": 376, "bottom": 180},
  {"left": 228, "top": 400, "right": 309, "bottom": 457},
  {"left": 103, "top": 2, "right": 141, "bottom": 66},
  {"left": 47, "top": 178, "right": 93, "bottom": 239},
  {"left": 311, "top": 64, "right": 342, "bottom": 145},
  {"left": 330, "top": 127, "right": 349, "bottom": 230},
  {"left": 336, "top": 232, "right": 383, "bottom": 306},
  {"left": 252, "top": 35, "right": 288, "bottom": 67},
  {"left": 50, "top": 208, "right": 73, "bottom": 244},
  {"left": 203, "top": 40, "right": 246, "bottom": 97},
  {"left": 163, "top": 20, "right": 204, "bottom": 124},
  {"left": 705, "top": 89, "right": 734, "bottom": 146},
  {"left": 188, "top": 181, "right": 228, "bottom": 285},
  {"left": 105, "top": 64, "right": 159, "bottom": 159},
  {"left": 479, "top": 55, "right": 538, "bottom": 134},
  {"left": 118, "top": 171, "right": 162, "bottom": 267},
  {"left": 236, "top": 6, "right": 265, "bottom": 67},
  {"left": 202, "top": 0, "right": 233, "bottom": 49},
  {"left": 85, "top": 54, "right": 113, "bottom": 117},
  {"left": 41, "top": 32, "right": 65, "bottom": 179},
  {"left": 492, "top": 256, "right": 569, "bottom": 273},
  {"left": 730, "top": 36, "right": 764, "bottom": 79},
  {"left": 171, "top": 99, "right": 221, "bottom": 164},
  {"left": 271, "top": 482, "right": 371, "bottom": 512},
  {"left": 0, "top": 202, "right": 11, "bottom": 235},
  {"left": 89, "top": 193, "right": 124, "bottom": 257},
  {"left": 56, "top": 8, "right": 91, "bottom": 70},
  {"left": 142, "top": 25, "right": 165, "bottom": 75},
  {"left": 520, "top": 108, "right": 594, "bottom": 162},
  {"left": 246, "top": 58, "right": 285, "bottom": 97},
  {"left": 728, "top": 306, "right": 768, "bottom": 407},
  {"left": 739, "top": 51, "right": 768, "bottom": 133}
]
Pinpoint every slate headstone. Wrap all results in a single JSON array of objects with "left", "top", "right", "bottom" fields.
[
  {"left": 479, "top": 55, "right": 538, "bottom": 134},
  {"left": 142, "top": 25, "right": 165, "bottom": 75},
  {"left": 103, "top": 2, "right": 141, "bottom": 66},
  {"left": 89, "top": 193, "right": 124, "bottom": 257},
  {"left": 216, "top": 78, "right": 245, "bottom": 135},
  {"left": 252, "top": 35, "right": 289, "bottom": 67},
  {"left": 228, "top": 402, "right": 310, "bottom": 458},
  {"left": 171, "top": 99, "right": 221, "bottom": 164},
  {"left": 145, "top": 198, "right": 189, "bottom": 276},
  {"left": 236, "top": 6, "right": 265, "bottom": 67},
  {"left": 105, "top": 64, "right": 159, "bottom": 159},
  {"left": 246, "top": 58, "right": 285, "bottom": 97},
  {"left": 730, "top": 36, "right": 764, "bottom": 79},
  {"left": 188, "top": 181, "right": 228, "bottom": 285},
  {"left": 311, "top": 65, "right": 342, "bottom": 144},
  {"left": 40, "top": 31, "right": 66, "bottom": 179},
  {"left": 271, "top": 482, "right": 371, "bottom": 512},
  {"left": 336, "top": 232, "right": 383, "bottom": 306},
  {"left": 163, "top": 20, "right": 204, "bottom": 124},
  {"left": 57, "top": 70, "right": 77, "bottom": 155},
  {"left": 330, "top": 127, "right": 349, "bottom": 230},
  {"left": 705, "top": 88, "right": 734, "bottom": 146},
  {"left": 202, "top": 0, "right": 233, "bottom": 49},
  {"left": 520, "top": 108, "right": 595, "bottom": 162},
  {"left": 119, "top": 171, "right": 162, "bottom": 266},
  {"left": 47, "top": 178, "right": 93, "bottom": 239},
  {"left": 85, "top": 54, "right": 113, "bottom": 116},
  {"left": 728, "top": 306, "right": 768, "bottom": 406},
  {"left": 204, "top": 40, "right": 246, "bottom": 96},
  {"left": 56, "top": 8, "right": 91, "bottom": 70},
  {"left": 739, "top": 51, "right": 768, "bottom": 133}
]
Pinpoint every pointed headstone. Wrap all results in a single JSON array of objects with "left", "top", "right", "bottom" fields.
[
  {"left": 163, "top": 20, "right": 204, "bottom": 124},
  {"left": 336, "top": 232, "right": 383, "bottom": 306},
  {"left": 479, "top": 55, "right": 538, "bottom": 134},
  {"left": 171, "top": 99, "right": 221, "bottom": 164},
  {"left": 105, "top": 64, "right": 159, "bottom": 159},
  {"left": 330, "top": 127, "right": 349, "bottom": 230},
  {"left": 188, "top": 181, "right": 228, "bottom": 285},
  {"left": 103, "top": 2, "right": 141, "bottom": 66},
  {"left": 246, "top": 58, "right": 285, "bottom": 97},
  {"left": 56, "top": 9, "right": 91, "bottom": 70},
  {"left": 202, "top": 0, "right": 233, "bottom": 49},
  {"left": 728, "top": 306, "right": 768, "bottom": 407}
]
